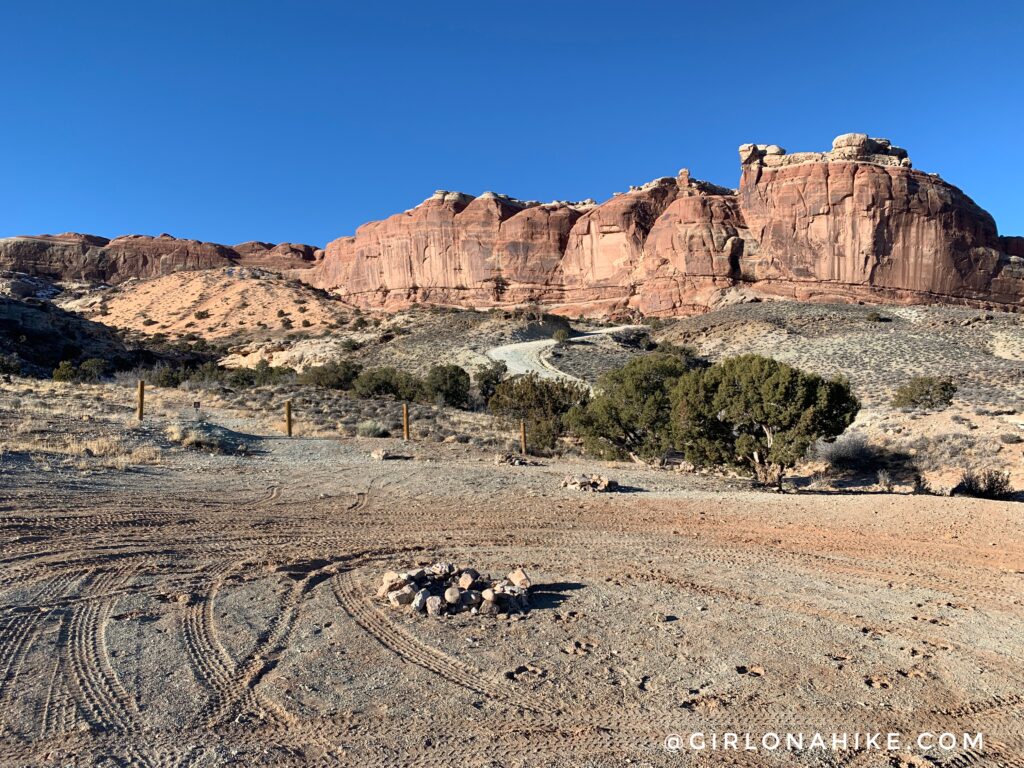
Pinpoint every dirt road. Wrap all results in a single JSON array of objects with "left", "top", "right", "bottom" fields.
[
  {"left": 1, "top": 403, "right": 1021, "bottom": 767},
  {"left": 486, "top": 325, "right": 641, "bottom": 384}
]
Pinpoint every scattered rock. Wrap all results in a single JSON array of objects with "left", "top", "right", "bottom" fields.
[
  {"left": 370, "top": 449, "right": 391, "bottom": 461},
  {"left": 444, "top": 586, "right": 462, "bottom": 605},
  {"left": 561, "top": 474, "right": 619, "bottom": 492},
  {"left": 493, "top": 453, "right": 537, "bottom": 466}
]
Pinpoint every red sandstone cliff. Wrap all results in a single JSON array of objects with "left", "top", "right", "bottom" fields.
[
  {"left": 297, "top": 133, "right": 1023, "bottom": 314},
  {"left": 4, "top": 134, "right": 1021, "bottom": 314},
  {"left": 0, "top": 233, "right": 322, "bottom": 284}
]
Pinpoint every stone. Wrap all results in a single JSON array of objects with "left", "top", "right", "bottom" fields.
[
  {"left": 426, "top": 595, "right": 444, "bottom": 616},
  {"left": 507, "top": 568, "right": 532, "bottom": 589},
  {"left": 478, "top": 599, "right": 502, "bottom": 616},
  {"left": 458, "top": 571, "right": 478, "bottom": 589},
  {"left": 387, "top": 585, "right": 415, "bottom": 607},
  {"left": 461, "top": 590, "right": 483, "bottom": 607},
  {"left": 481, "top": 588, "right": 497, "bottom": 603},
  {"left": 370, "top": 449, "right": 391, "bottom": 461},
  {"left": 412, "top": 588, "right": 429, "bottom": 612},
  {"left": 430, "top": 562, "right": 456, "bottom": 577},
  {"left": 377, "top": 571, "right": 407, "bottom": 598},
  {"left": 444, "top": 586, "right": 462, "bottom": 605}
]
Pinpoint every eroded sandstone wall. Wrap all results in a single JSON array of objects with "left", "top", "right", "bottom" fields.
[
  {"left": 300, "top": 132, "right": 1022, "bottom": 314},
  {"left": 0, "top": 233, "right": 322, "bottom": 284}
]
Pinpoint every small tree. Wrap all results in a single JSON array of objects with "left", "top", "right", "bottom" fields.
[
  {"left": 672, "top": 355, "right": 859, "bottom": 487},
  {"left": 474, "top": 360, "right": 507, "bottom": 403},
  {"left": 892, "top": 376, "right": 957, "bottom": 411},
  {"left": 567, "top": 353, "right": 690, "bottom": 459},
  {"left": 488, "top": 373, "right": 589, "bottom": 450},
  {"left": 352, "top": 367, "right": 423, "bottom": 401},
  {"left": 76, "top": 358, "right": 107, "bottom": 383},
  {"left": 52, "top": 360, "right": 77, "bottom": 382},
  {"left": 298, "top": 359, "right": 363, "bottom": 390},
  {"left": 553, "top": 328, "right": 570, "bottom": 343},
  {"left": 424, "top": 364, "right": 471, "bottom": 407}
]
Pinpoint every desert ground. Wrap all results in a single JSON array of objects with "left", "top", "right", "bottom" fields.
[{"left": 1, "top": 289, "right": 1024, "bottom": 767}]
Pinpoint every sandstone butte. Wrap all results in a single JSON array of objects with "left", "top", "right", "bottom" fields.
[
  {"left": 0, "top": 232, "right": 324, "bottom": 284},
  {"left": 295, "top": 133, "right": 1024, "bottom": 316},
  {"left": 2, "top": 133, "right": 1022, "bottom": 316}
]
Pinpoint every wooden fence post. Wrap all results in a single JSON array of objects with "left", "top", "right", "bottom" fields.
[
  {"left": 284, "top": 400, "right": 292, "bottom": 437},
  {"left": 402, "top": 402, "right": 410, "bottom": 441},
  {"left": 520, "top": 419, "right": 527, "bottom": 455},
  {"left": 136, "top": 380, "right": 145, "bottom": 422}
]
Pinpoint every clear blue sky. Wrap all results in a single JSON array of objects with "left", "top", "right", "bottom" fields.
[{"left": 3, "top": 1, "right": 1022, "bottom": 247}]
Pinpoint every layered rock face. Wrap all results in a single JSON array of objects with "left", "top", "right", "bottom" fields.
[
  {"left": 736, "top": 133, "right": 1022, "bottom": 306},
  {"left": 299, "top": 132, "right": 1023, "bottom": 314},
  {"left": 309, "top": 191, "right": 590, "bottom": 309},
  {"left": 5, "top": 134, "right": 1021, "bottom": 313},
  {"left": 0, "top": 233, "right": 322, "bottom": 284}
]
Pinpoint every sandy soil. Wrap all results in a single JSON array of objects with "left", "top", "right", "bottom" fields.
[
  {"left": 1, "top": 386, "right": 1022, "bottom": 767},
  {"left": 58, "top": 268, "right": 351, "bottom": 341}
]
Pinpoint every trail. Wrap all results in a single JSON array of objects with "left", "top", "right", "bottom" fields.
[{"left": 485, "top": 325, "right": 642, "bottom": 386}]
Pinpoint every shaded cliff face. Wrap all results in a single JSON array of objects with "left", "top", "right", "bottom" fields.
[
  {"left": 300, "top": 134, "right": 1023, "bottom": 314},
  {"left": 0, "top": 233, "right": 322, "bottom": 284}
]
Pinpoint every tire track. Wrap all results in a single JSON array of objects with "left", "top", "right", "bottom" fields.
[{"left": 63, "top": 567, "right": 140, "bottom": 733}]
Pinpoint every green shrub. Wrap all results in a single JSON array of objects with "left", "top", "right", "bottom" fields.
[
  {"left": 298, "top": 359, "right": 363, "bottom": 390},
  {"left": 52, "top": 360, "right": 77, "bottom": 382},
  {"left": 76, "top": 358, "right": 107, "bottom": 383},
  {"left": 892, "top": 376, "right": 957, "bottom": 410},
  {"left": 567, "top": 353, "right": 690, "bottom": 459},
  {"left": 488, "top": 373, "right": 590, "bottom": 450},
  {"left": 474, "top": 360, "right": 507, "bottom": 402},
  {"left": 423, "top": 364, "right": 471, "bottom": 407},
  {"left": 953, "top": 469, "right": 1014, "bottom": 500},
  {"left": 672, "top": 354, "right": 859, "bottom": 487},
  {"left": 340, "top": 338, "right": 363, "bottom": 352},
  {"left": 194, "top": 310, "right": 210, "bottom": 320},
  {"left": 355, "top": 419, "right": 390, "bottom": 438},
  {"left": 553, "top": 328, "right": 570, "bottom": 343},
  {"left": 227, "top": 360, "right": 295, "bottom": 388},
  {"left": 352, "top": 367, "right": 423, "bottom": 401},
  {"left": 866, "top": 310, "right": 891, "bottom": 322}
]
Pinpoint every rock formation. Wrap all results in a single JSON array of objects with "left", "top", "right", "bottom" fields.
[
  {"left": 308, "top": 190, "right": 590, "bottom": 308},
  {"left": 0, "top": 232, "right": 322, "bottom": 284},
  {"left": 3, "top": 133, "right": 1021, "bottom": 314},
  {"left": 297, "top": 133, "right": 1023, "bottom": 314}
]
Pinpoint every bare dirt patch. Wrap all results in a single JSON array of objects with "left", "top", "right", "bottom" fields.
[{"left": 0, "top": 381, "right": 1021, "bottom": 766}]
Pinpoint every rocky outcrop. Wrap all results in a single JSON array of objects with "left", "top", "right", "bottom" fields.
[
  {"left": 309, "top": 191, "right": 591, "bottom": 309},
  {"left": 5, "top": 134, "right": 1022, "bottom": 314},
  {"left": 0, "top": 233, "right": 322, "bottom": 285},
  {"left": 298, "top": 133, "right": 1023, "bottom": 314},
  {"left": 231, "top": 241, "right": 324, "bottom": 270}
]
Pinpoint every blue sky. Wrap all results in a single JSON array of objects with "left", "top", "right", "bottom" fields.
[{"left": 2, "top": 1, "right": 1021, "bottom": 247}]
